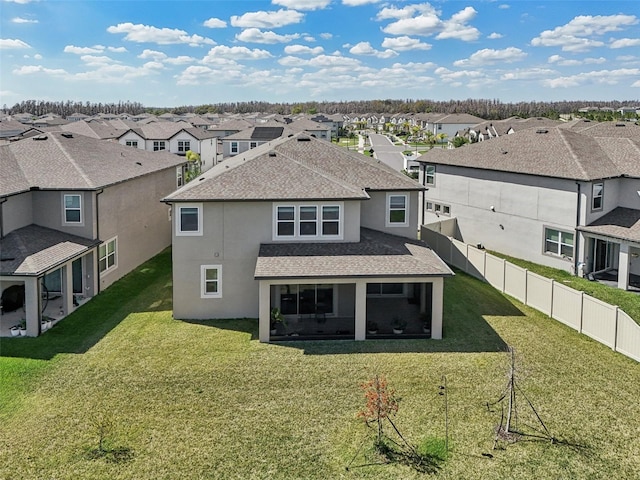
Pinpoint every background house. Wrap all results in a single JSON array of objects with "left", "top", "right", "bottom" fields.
[
  {"left": 0, "top": 132, "right": 186, "bottom": 336},
  {"left": 417, "top": 122, "right": 640, "bottom": 291},
  {"left": 164, "top": 133, "right": 453, "bottom": 342}
]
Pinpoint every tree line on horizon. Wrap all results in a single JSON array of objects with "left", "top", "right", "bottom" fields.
[{"left": 4, "top": 98, "right": 638, "bottom": 121}]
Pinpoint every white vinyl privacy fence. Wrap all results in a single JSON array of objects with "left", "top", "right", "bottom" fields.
[{"left": 422, "top": 226, "right": 640, "bottom": 363}]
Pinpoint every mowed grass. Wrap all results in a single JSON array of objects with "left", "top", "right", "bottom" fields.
[{"left": 1, "top": 250, "right": 640, "bottom": 479}]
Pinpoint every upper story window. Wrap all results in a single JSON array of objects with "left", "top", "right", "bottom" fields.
[
  {"left": 125, "top": 140, "right": 138, "bottom": 148},
  {"left": 544, "top": 227, "right": 574, "bottom": 260},
  {"left": 250, "top": 141, "right": 257, "bottom": 149},
  {"left": 63, "top": 194, "right": 82, "bottom": 224},
  {"left": 231, "top": 142, "right": 238, "bottom": 154},
  {"left": 424, "top": 165, "right": 436, "bottom": 186},
  {"left": 176, "top": 203, "right": 202, "bottom": 236},
  {"left": 178, "top": 140, "right": 190, "bottom": 153},
  {"left": 176, "top": 166, "right": 184, "bottom": 188},
  {"left": 386, "top": 193, "right": 408, "bottom": 227},
  {"left": 153, "top": 141, "right": 166, "bottom": 151},
  {"left": 592, "top": 182, "right": 604, "bottom": 211},
  {"left": 273, "top": 203, "right": 343, "bottom": 240}
]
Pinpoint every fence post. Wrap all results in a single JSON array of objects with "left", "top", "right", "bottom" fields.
[
  {"left": 549, "top": 279, "right": 554, "bottom": 319},
  {"left": 613, "top": 306, "right": 619, "bottom": 352},
  {"left": 501, "top": 258, "right": 506, "bottom": 293},
  {"left": 523, "top": 269, "right": 528, "bottom": 306},
  {"left": 578, "top": 292, "right": 584, "bottom": 334}
]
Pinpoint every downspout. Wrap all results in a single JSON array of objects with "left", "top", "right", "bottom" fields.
[
  {"left": 574, "top": 182, "right": 581, "bottom": 277},
  {"left": 95, "top": 189, "right": 104, "bottom": 293},
  {"left": 0, "top": 197, "right": 7, "bottom": 239}
]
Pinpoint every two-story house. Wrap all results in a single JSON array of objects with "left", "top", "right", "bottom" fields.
[
  {"left": 0, "top": 132, "right": 187, "bottom": 336},
  {"left": 417, "top": 122, "right": 640, "bottom": 291},
  {"left": 163, "top": 133, "right": 453, "bottom": 342},
  {"left": 220, "top": 125, "right": 292, "bottom": 158}
]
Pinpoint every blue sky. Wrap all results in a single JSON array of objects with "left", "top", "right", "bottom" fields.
[{"left": 1, "top": 0, "right": 639, "bottom": 107}]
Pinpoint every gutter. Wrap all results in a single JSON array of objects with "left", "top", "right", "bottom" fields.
[
  {"left": 0, "top": 197, "right": 6, "bottom": 239},
  {"left": 574, "top": 182, "right": 581, "bottom": 277},
  {"left": 95, "top": 189, "right": 104, "bottom": 293}
]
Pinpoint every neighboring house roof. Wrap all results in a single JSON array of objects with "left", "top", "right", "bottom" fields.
[
  {"left": 0, "top": 119, "right": 29, "bottom": 139},
  {"left": 0, "top": 224, "right": 99, "bottom": 276},
  {"left": 255, "top": 228, "right": 454, "bottom": 279},
  {"left": 433, "top": 113, "right": 485, "bottom": 125},
  {"left": 560, "top": 120, "right": 640, "bottom": 139},
  {"left": 223, "top": 124, "right": 290, "bottom": 141},
  {"left": 164, "top": 133, "right": 423, "bottom": 203},
  {"left": 417, "top": 126, "right": 625, "bottom": 181},
  {"left": 0, "top": 131, "right": 186, "bottom": 196},
  {"left": 60, "top": 120, "right": 123, "bottom": 140},
  {"left": 577, "top": 207, "right": 640, "bottom": 244},
  {"left": 208, "top": 119, "right": 253, "bottom": 133}
]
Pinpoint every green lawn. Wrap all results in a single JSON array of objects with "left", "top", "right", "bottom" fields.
[
  {"left": 1, "top": 250, "right": 639, "bottom": 479},
  {"left": 489, "top": 251, "right": 640, "bottom": 323}
]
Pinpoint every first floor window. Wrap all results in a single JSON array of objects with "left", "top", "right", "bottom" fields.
[
  {"left": 367, "top": 283, "right": 404, "bottom": 296},
  {"left": 544, "top": 228, "right": 574, "bottom": 259},
  {"left": 387, "top": 193, "right": 408, "bottom": 226},
  {"left": 153, "top": 141, "right": 166, "bottom": 151},
  {"left": 279, "top": 284, "right": 334, "bottom": 316},
  {"left": 176, "top": 204, "right": 202, "bottom": 235},
  {"left": 99, "top": 237, "right": 117, "bottom": 274},
  {"left": 201, "top": 265, "right": 222, "bottom": 298},
  {"left": 64, "top": 194, "right": 82, "bottom": 224}
]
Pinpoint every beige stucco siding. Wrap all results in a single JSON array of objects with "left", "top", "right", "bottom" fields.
[
  {"left": 360, "top": 190, "right": 419, "bottom": 239},
  {"left": 32, "top": 190, "right": 95, "bottom": 239},
  {"left": 98, "top": 169, "right": 177, "bottom": 289},
  {"left": 2, "top": 191, "right": 33, "bottom": 235}
]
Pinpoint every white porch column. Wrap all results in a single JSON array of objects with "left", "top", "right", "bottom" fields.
[
  {"left": 24, "top": 277, "right": 40, "bottom": 337},
  {"left": 431, "top": 277, "right": 444, "bottom": 340},
  {"left": 618, "top": 243, "right": 630, "bottom": 290},
  {"left": 258, "top": 280, "right": 271, "bottom": 343},
  {"left": 354, "top": 280, "right": 367, "bottom": 341},
  {"left": 63, "top": 262, "right": 74, "bottom": 315}
]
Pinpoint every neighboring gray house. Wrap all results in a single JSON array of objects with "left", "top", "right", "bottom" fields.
[
  {"left": 0, "top": 132, "right": 187, "bottom": 336},
  {"left": 221, "top": 124, "right": 292, "bottom": 158},
  {"left": 417, "top": 122, "right": 640, "bottom": 291},
  {"left": 164, "top": 133, "right": 453, "bottom": 343}
]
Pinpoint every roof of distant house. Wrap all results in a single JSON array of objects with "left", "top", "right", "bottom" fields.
[{"left": 164, "top": 132, "right": 423, "bottom": 202}]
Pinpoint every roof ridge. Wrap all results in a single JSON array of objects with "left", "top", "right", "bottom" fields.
[
  {"left": 557, "top": 128, "right": 591, "bottom": 180},
  {"left": 49, "top": 133, "right": 95, "bottom": 188}
]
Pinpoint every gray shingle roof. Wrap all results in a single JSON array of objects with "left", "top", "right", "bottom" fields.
[
  {"left": 577, "top": 207, "right": 640, "bottom": 244},
  {"left": 0, "top": 224, "right": 99, "bottom": 276},
  {"left": 255, "top": 228, "right": 454, "bottom": 279},
  {"left": 418, "top": 126, "right": 625, "bottom": 181},
  {"left": 164, "top": 133, "right": 423, "bottom": 202},
  {"left": 0, "top": 132, "right": 186, "bottom": 195}
]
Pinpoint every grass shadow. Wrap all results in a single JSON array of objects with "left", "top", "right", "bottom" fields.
[
  {"left": 179, "top": 318, "right": 259, "bottom": 340},
  {"left": 1, "top": 248, "right": 173, "bottom": 360}
]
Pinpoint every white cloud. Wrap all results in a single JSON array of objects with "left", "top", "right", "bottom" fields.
[
  {"left": 203, "top": 45, "right": 273, "bottom": 60},
  {"left": 107, "top": 46, "right": 127, "bottom": 53},
  {"left": 80, "top": 55, "right": 118, "bottom": 67},
  {"left": 610, "top": 38, "right": 640, "bottom": 49},
  {"left": 454, "top": 47, "right": 526, "bottom": 66},
  {"left": 203, "top": 18, "right": 227, "bottom": 28},
  {"left": 349, "top": 41, "right": 398, "bottom": 58},
  {"left": 64, "top": 45, "right": 104, "bottom": 55},
  {"left": 498, "top": 4, "right": 510, "bottom": 9},
  {"left": 377, "top": 4, "right": 439, "bottom": 21},
  {"left": 230, "top": 9, "right": 304, "bottom": 28},
  {"left": 11, "top": 17, "right": 38, "bottom": 24},
  {"left": 500, "top": 68, "right": 558, "bottom": 80},
  {"left": 139, "top": 49, "right": 167, "bottom": 60},
  {"left": 632, "top": 79, "right": 640, "bottom": 87},
  {"left": 13, "top": 65, "right": 66, "bottom": 75},
  {"left": 3, "top": 0, "right": 35, "bottom": 3},
  {"left": 436, "top": 7, "right": 480, "bottom": 41},
  {"left": 284, "top": 44, "right": 324, "bottom": 55},
  {"left": 391, "top": 61, "right": 436, "bottom": 71},
  {"left": 342, "top": 0, "right": 383, "bottom": 5},
  {"left": 532, "top": 14, "right": 639, "bottom": 52},
  {"left": 542, "top": 68, "right": 640, "bottom": 88},
  {"left": 107, "top": 23, "right": 215, "bottom": 46},
  {"left": 487, "top": 32, "right": 503, "bottom": 39},
  {"left": 164, "top": 56, "right": 196, "bottom": 65},
  {"left": 308, "top": 54, "right": 362, "bottom": 67},
  {"left": 381, "top": 36, "right": 431, "bottom": 51},
  {"left": 278, "top": 56, "right": 310, "bottom": 67},
  {"left": 319, "top": 33, "right": 333, "bottom": 40},
  {"left": 273, "top": 0, "right": 330, "bottom": 10},
  {"left": 235, "top": 28, "right": 300, "bottom": 44},
  {"left": 381, "top": 5, "right": 479, "bottom": 41},
  {"left": 33, "top": 53, "right": 42, "bottom": 59},
  {"left": 0, "top": 38, "right": 31, "bottom": 49},
  {"left": 548, "top": 54, "right": 606, "bottom": 66}
]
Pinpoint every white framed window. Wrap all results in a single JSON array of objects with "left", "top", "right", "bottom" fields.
[
  {"left": 125, "top": 140, "right": 138, "bottom": 148},
  {"left": 63, "top": 194, "right": 82, "bottom": 224},
  {"left": 544, "top": 227, "right": 574, "bottom": 259},
  {"left": 424, "top": 165, "right": 436, "bottom": 186},
  {"left": 278, "top": 284, "right": 335, "bottom": 316},
  {"left": 592, "top": 182, "right": 604, "bottom": 211},
  {"left": 231, "top": 142, "right": 238, "bottom": 154},
  {"left": 442, "top": 205, "right": 451, "bottom": 216},
  {"left": 366, "top": 283, "right": 405, "bottom": 296},
  {"left": 426, "top": 201, "right": 434, "bottom": 211},
  {"left": 176, "top": 203, "right": 202, "bottom": 236},
  {"left": 201, "top": 265, "right": 222, "bottom": 298},
  {"left": 153, "top": 141, "right": 166, "bottom": 151},
  {"left": 386, "top": 193, "right": 408, "bottom": 227},
  {"left": 178, "top": 140, "right": 190, "bottom": 153},
  {"left": 250, "top": 141, "right": 257, "bottom": 148},
  {"left": 99, "top": 237, "right": 117, "bottom": 274},
  {"left": 273, "top": 203, "right": 343, "bottom": 240},
  {"left": 176, "top": 166, "right": 184, "bottom": 188}
]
